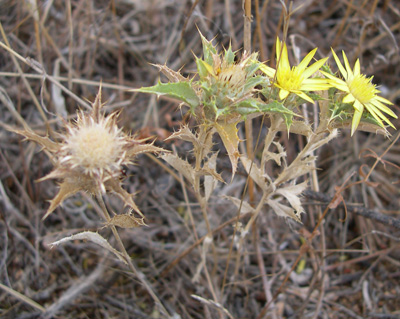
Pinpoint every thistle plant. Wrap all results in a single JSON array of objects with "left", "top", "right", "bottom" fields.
[
  {"left": 9, "top": 87, "right": 165, "bottom": 261},
  {"left": 136, "top": 32, "right": 295, "bottom": 177},
  {"left": 135, "top": 30, "right": 397, "bottom": 231}
]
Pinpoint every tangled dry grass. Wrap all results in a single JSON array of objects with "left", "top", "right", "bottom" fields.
[{"left": 1, "top": 1, "right": 400, "bottom": 318}]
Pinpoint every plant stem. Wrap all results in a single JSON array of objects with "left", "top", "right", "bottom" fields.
[{"left": 95, "top": 192, "right": 172, "bottom": 318}]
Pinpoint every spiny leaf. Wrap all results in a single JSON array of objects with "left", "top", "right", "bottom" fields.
[
  {"left": 222, "top": 195, "right": 255, "bottom": 214},
  {"left": 198, "top": 30, "right": 217, "bottom": 65},
  {"left": 125, "top": 141, "right": 166, "bottom": 158},
  {"left": 258, "top": 100, "right": 297, "bottom": 116},
  {"left": 106, "top": 214, "right": 146, "bottom": 228},
  {"left": 49, "top": 231, "right": 127, "bottom": 264},
  {"left": 7, "top": 126, "right": 60, "bottom": 153},
  {"left": 283, "top": 113, "right": 294, "bottom": 132},
  {"left": 161, "top": 153, "right": 195, "bottom": 186},
  {"left": 243, "top": 75, "right": 265, "bottom": 92},
  {"left": 263, "top": 142, "right": 287, "bottom": 166},
  {"left": 134, "top": 81, "right": 200, "bottom": 110},
  {"left": 43, "top": 178, "right": 84, "bottom": 220},
  {"left": 214, "top": 121, "right": 240, "bottom": 178},
  {"left": 224, "top": 44, "right": 235, "bottom": 64},
  {"left": 266, "top": 199, "right": 302, "bottom": 223},
  {"left": 196, "top": 57, "right": 214, "bottom": 79},
  {"left": 165, "top": 125, "right": 200, "bottom": 148},
  {"left": 106, "top": 178, "right": 144, "bottom": 218},
  {"left": 151, "top": 63, "right": 188, "bottom": 83},
  {"left": 240, "top": 156, "right": 271, "bottom": 191},
  {"left": 275, "top": 181, "right": 308, "bottom": 216}
]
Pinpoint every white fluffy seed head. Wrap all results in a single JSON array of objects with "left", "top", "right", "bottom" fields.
[{"left": 61, "top": 113, "right": 127, "bottom": 178}]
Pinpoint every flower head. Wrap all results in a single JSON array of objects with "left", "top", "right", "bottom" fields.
[
  {"left": 260, "top": 38, "right": 330, "bottom": 103},
  {"left": 12, "top": 87, "right": 164, "bottom": 220},
  {"left": 322, "top": 49, "right": 398, "bottom": 135},
  {"left": 196, "top": 41, "right": 262, "bottom": 120}
]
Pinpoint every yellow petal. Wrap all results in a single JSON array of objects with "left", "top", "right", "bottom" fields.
[
  {"left": 259, "top": 64, "right": 276, "bottom": 78},
  {"left": 296, "top": 91, "right": 315, "bottom": 103},
  {"left": 275, "top": 37, "right": 281, "bottom": 63},
  {"left": 343, "top": 93, "right": 355, "bottom": 104},
  {"left": 374, "top": 95, "right": 394, "bottom": 106},
  {"left": 302, "top": 57, "right": 329, "bottom": 79},
  {"left": 369, "top": 99, "right": 397, "bottom": 118},
  {"left": 351, "top": 107, "right": 363, "bottom": 136},
  {"left": 300, "top": 82, "right": 331, "bottom": 91},
  {"left": 279, "top": 42, "right": 291, "bottom": 72},
  {"left": 342, "top": 51, "right": 353, "bottom": 79},
  {"left": 353, "top": 59, "right": 360, "bottom": 76},
  {"left": 365, "top": 103, "right": 396, "bottom": 129},
  {"left": 297, "top": 48, "right": 317, "bottom": 71},
  {"left": 279, "top": 88, "right": 290, "bottom": 100},
  {"left": 331, "top": 49, "right": 347, "bottom": 79},
  {"left": 364, "top": 103, "right": 385, "bottom": 128},
  {"left": 353, "top": 99, "right": 364, "bottom": 112}
]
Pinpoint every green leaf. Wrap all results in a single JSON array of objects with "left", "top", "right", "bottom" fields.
[
  {"left": 243, "top": 75, "right": 265, "bottom": 92},
  {"left": 224, "top": 45, "right": 235, "bottom": 64},
  {"left": 257, "top": 100, "right": 296, "bottom": 116},
  {"left": 245, "top": 60, "right": 261, "bottom": 77},
  {"left": 282, "top": 113, "right": 294, "bottom": 131},
  {"left": 135, "top": 81, "right": 200, "bottom": 110},
  {"left": 235, "top": 99, "right": 262, "bottom": 115},
  {"left": 199, "top": 31, "right": 217, "bottom": 65},
  {"left": 196, "top": 57, "right": 213, "bottom": 79}
]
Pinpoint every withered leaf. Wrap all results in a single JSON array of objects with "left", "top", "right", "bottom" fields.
[
  {"left": 214, "top": 121, "right": 240, "bottom": 178},
  {"left": 165, "top": 125, "right": 200, "bottom": 148},
  {"left": 106, "top": 214, "right": 146, "bottom": 228},
  {"left": 7, "top": 126, "right": 60, "bottom": 153},
  {"left": 275, "top": 181, "right": 308, "bottom": 216},
  {"left": 43, "top": 178, "right": 85, "bottom": 220},
  {"left": 49, "top": 231, "right": 127, "bottom": 264},
  {"left": 203, "top": 152, "right": 222, "bottom": 201},
  {"left": 240, "top": 156, "right": 269, "bottom": 191},
  {"left": 266, "top": 199, "right": 302, "bottom": 223},
  {"left": 151, "top": 63, "right": 189, "bottom": 83},
  {"left": 106, "top": 178, "right": 144, "bottom": 218},
  {"left": 222, "top": 195, "right": 255, "bottom": 214},
  {"left": 161, "top": 153, "right": 195, "bottom": 186}
]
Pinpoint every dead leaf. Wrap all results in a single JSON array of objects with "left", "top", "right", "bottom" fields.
[
  {"left": 214, "top": 120, "right": 240, "bottom": 178},
  {"left": 240, "top": 156, "right": 269, "bottom": 191},
  {"left": 161, "top": 153, "right": 195, "bottom": 186},
  {"left": 266, "top": 198, "right": 302, "bottom": 223},
  {"left": 106, "top": 214, "right": 146, "bottom": 228},
  {"left": 222, "top": 195, "right": 255, "bottom": 214},
  {"left": 203, "top": 152, "right": 222, "bottom": 201},
  {"left": 152, "top": 63, "right": 189, "bottom": 83},
  {"left": 49, "top": 231, "right": 127, "bottom": 264},
  {"left": 263, "top": 141, "right": 287, "bottom": 166},
  {"left": 275, "top": 181, "right": 308, "bottom": 216}
]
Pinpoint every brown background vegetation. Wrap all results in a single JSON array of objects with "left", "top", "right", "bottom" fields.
[{"left": 0, "top": 0, "right": 399, "bottom": 318}]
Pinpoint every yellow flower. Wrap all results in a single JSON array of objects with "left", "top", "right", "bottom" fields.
[
  {"left": 259, "top": 38, "right": 330, "bottom": 103},
  {"left": 322, "top": 49, "right": 397, "bottom": 135}
]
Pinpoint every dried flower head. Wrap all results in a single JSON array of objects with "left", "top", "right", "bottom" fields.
[{"left": 12, "top": 87, "right": 164, "bottom": 220}]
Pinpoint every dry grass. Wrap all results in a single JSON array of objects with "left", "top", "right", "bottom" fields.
[{"left": 1, "top": 1, "right": 400, "bottom": 318}]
